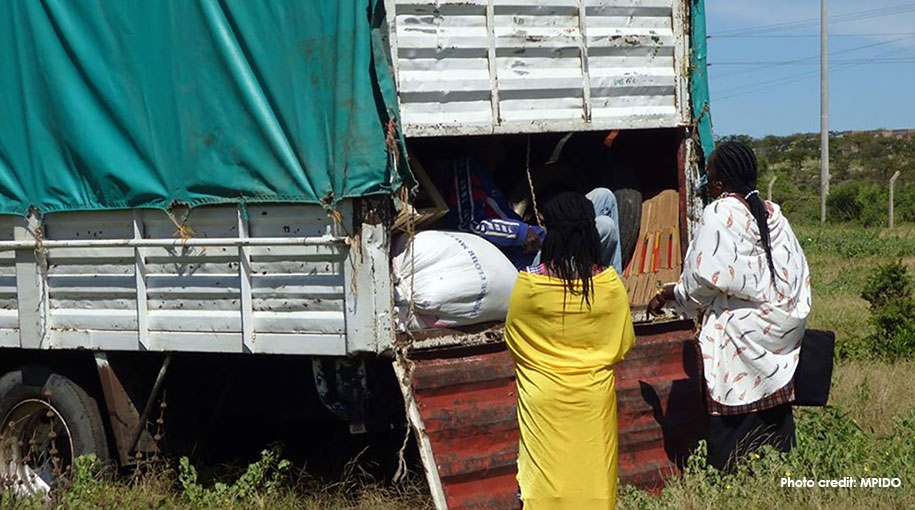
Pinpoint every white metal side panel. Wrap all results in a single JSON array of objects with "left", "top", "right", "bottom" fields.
[
  {"left": 387, "top": 0, "right": 686, "bottom": 136},
  {"left": 1, "top": 203, "right": 360, "bottom": 355},
  {"left": 344, "top": 220, "right": 395, "bottom": 355},
  {"left": 44, "top": 211, "right": 137, "bottom": 350},
  {"left": 0, "top": 217, "right": 17, "bottom": 347}
]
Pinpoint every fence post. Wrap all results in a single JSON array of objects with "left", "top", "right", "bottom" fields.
[
  {"left": 889, "top": 171, "right": 901, "bottom": 229},
  {"left": 768, "top": 175, "right": 778, "bottom": 202}
]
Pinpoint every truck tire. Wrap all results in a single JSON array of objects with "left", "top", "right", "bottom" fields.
[
  {"left": 615, "top": 187, "right": 642, "bottom": 271},
  {"left": 0, "top": 368, "right": 109, "bottom": 493}
]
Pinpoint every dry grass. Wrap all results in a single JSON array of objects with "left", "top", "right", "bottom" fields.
[{"left": 829, "top": 359, "right": 915, "bottom": 436}]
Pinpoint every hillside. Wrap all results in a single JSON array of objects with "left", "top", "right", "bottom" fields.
[{"left": 718, "top": 130, "right": 915, "bottom": 224}]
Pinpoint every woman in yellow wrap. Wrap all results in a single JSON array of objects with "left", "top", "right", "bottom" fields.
[{"left": 506, "top": 192, "right": 635, "bottom": 509}]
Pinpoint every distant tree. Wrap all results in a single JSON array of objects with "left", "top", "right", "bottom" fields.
[
  {"left": 711, "top": 130, "right": 913, "bottom": 199},
  {"left": 716, "top": 134, "right": 755, "bottom": 146}
]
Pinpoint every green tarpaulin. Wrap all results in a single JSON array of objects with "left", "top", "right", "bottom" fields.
[
  {"left": 691, "top": 0, "right": 715, "bottom": 163},
  {"left": 0, "top": 0, "right": 405, "bottom": 216}
]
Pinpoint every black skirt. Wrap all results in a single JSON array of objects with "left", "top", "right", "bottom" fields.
[{"left": 707, "top": 403, "right": 796, "bottom": 472}]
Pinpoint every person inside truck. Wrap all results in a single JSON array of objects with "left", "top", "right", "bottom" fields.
[
  {"left": 647, "top": 141, "right": 811, "bottom": 472},
  {"left": 437, "top": 156, "right": 623, "bottom": 274},
  {"left": 505, "top": 192, "right": 635, "bottom": 509}
]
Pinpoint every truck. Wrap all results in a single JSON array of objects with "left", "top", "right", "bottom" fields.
[{"left": 0, "top": 1, "right": 714, "bottom": 508}]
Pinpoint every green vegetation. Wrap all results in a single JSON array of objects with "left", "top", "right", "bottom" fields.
[
  {"left": 720, "top": 130, "right": 915, "bottom": 225},
  {"left": 617, "top": 222, "right": 915, "bottom": 509},
  {"left": 619, "top": 404, "right": 915, "bottom": 510},
  {"left": 860, "top": 261, "right": 915, "bottom": 360},
  {"left": 798, "top": 223, "right": 915, "bottom": 359},
  {"left": 0, "top": 447, "right": 433, "bottom": 509}
]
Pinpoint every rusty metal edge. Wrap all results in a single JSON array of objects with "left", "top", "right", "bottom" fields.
[
  {"left": 402, "top": 323, "right": 505, "bottom": 352},
  {"left": 392, "top": 359, "right": 448, "bottom": 510},
  {"left": 400, "top": 317, "right": 693, "bottom": 351}
]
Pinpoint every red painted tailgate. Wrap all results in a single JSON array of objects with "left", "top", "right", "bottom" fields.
[{"left": 403, "top": 319, "right": 705, "bottom": 509}]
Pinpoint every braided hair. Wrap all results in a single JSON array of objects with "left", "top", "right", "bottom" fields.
[
  {"left": 709, "top": 141, "right": 778, "bottom": 286},
  {"left": 540, "top": 192, "right": 602, "bottom": 308}
]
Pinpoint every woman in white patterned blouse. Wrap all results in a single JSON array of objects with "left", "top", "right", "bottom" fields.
[{"left": 648, "top": 141, "right": 811, "bottom": 472}]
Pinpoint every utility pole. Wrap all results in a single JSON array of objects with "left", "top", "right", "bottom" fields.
[{"left": 820, "top": 0, "right": 829, "bottom": 223}]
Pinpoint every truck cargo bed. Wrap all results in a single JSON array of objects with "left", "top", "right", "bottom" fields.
[{"left": 0, "top": 202, "right": 391, "bottom": 356}]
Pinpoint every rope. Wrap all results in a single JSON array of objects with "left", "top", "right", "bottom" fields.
[
  {"left": 387, "top": 118, "right": 417, "bottom": 484},
  {"left": 525, "top": 135, "right": 545, "bottom": 230},
  {"left": 165, "top": 206, "right": 196, "bottom": 244}
]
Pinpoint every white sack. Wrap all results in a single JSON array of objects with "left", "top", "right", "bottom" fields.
[{"left": 392, "top": 231, "right": 518, "bottom": 329}]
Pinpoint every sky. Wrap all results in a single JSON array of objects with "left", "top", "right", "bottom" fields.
[{"left": 705, "top": 0, "right": 915, "bottom": 137}]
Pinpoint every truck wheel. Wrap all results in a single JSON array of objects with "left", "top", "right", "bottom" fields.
[
  {"left": 0, "top": 368, "right": 109, "bottom": 494},
  {"left": 615, "top": 187, "right": 642, "bottom": 271}
]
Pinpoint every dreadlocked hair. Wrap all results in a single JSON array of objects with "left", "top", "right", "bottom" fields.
[
  {"left": 540, "top": 192, "right": 602, "bottom": 308},
  {"left": 710, "top": 140, "right": 778, "bottom": 287}
]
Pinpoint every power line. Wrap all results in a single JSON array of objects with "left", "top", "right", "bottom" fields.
[
  {"left": 710, "top": 34, "right": 915, "bottom": 79},
  {"left": 713, "top": 43, "right": 914, "bottom": 101},
  {"left": 714, "top": 68, "right": 824, "bottom": 99},
  {"left": 714, "top": 42, "right": 911, "bottom": 97},
  {"left": 714, "top": 3, "right": 915, "bottom": 37},
  {"left": 713, "top": 3, "right": 915, "bottom": 37},
  {"left": 710, "top": 32, "right": 915, "bottom": 39},
  {"left": 711, "top": 58, "right": 915, "bottom": 66}
]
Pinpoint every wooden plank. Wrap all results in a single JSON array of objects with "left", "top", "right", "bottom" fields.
[{"left": 393, "top": 155, "right": 450, "bottom": 232}]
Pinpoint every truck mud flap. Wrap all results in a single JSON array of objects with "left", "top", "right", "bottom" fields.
[{"left": 395, "top": 319, "right": 704, "bottom": 509}]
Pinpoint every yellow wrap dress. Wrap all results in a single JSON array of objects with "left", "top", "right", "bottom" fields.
[{"left": 505, "top": 268, "right": 635, "bottom": 510}]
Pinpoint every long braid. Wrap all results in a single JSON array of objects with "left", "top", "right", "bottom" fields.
[
  {"left": 710, "top": 141, "right": 779, "bottom": 286},
  {"left": 541, "top": 192, "right": 602, "bottom": 308}
]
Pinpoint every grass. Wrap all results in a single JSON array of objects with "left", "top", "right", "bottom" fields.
[
  {"left": 616, "top": 222, "right": 915, "bottom": 509},
  {"left": 617, "top": 360, "right": 915, "bottom": 510},
  {"left": 796, "top": 222, "right": 915, "bottom": 351},
  {"left": 829, "top": 359, "right": 915, "bottom": 436},
  {"left": 1, "top": 450, "right": 435, "bottom": 510}
]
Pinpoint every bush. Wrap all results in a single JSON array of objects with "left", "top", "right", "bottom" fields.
[
  {"left": 826, "top": 181, "right": 863, "bottom": 222},
  {"left": 770, "top": 176, "right": 819, "bottom": 223},
  {"left": 860, "top": 261, "right": 915, "bottom": 360},
  {"left": 896, "top": 185, "right": 915, "bottom": 223},
  {"left": 826, "top": 181, "right": 890, "bottom": 227},
  {"left": 179, "top": 445, "right": 291, "bottom": 506}
]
